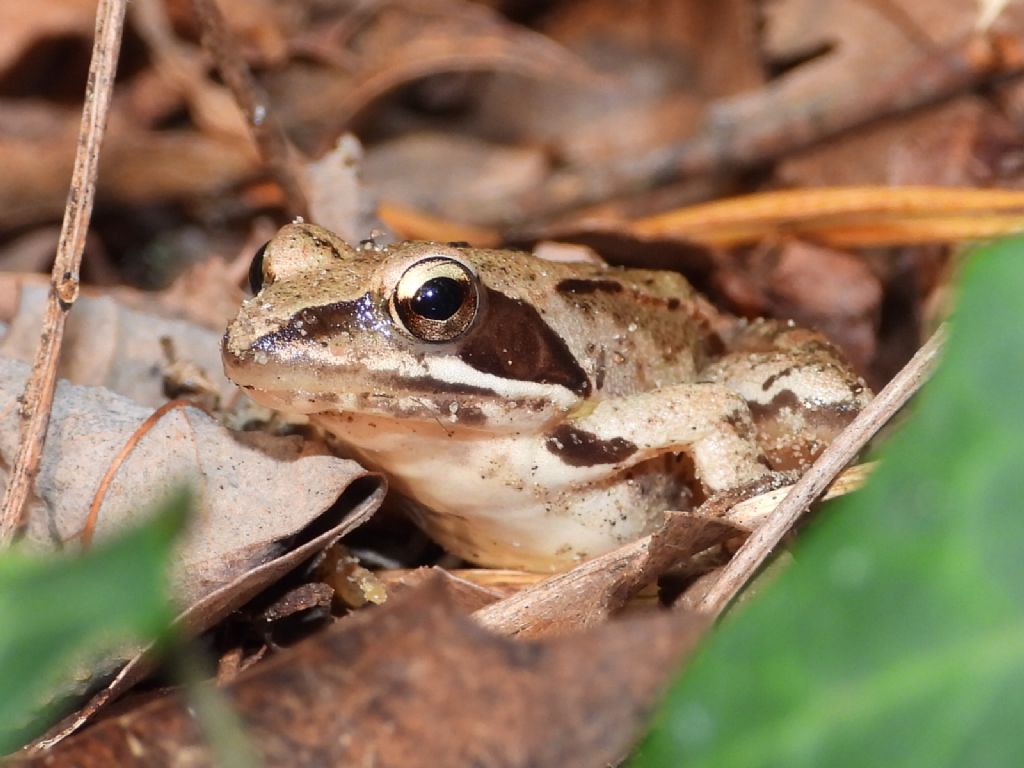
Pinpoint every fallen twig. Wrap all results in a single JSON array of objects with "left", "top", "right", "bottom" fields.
[
  {"left": 191, "top": 0, "right": 310, "bottom": 220},
  {"left": 518, "top": 34, "right": 1024, "bottom": 225},
  {"left": 0, "top": 0, "right": 127, "bottom": 544}
]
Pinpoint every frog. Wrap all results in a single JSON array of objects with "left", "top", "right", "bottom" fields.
[{"left": 222, "top": 222, "right": 871, "bottom": 572}]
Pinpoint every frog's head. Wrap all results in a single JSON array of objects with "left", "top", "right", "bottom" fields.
[{"left": 222, "top": 222, "right": 593, "bottom": 430}]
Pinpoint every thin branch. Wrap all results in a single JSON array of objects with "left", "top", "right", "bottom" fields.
[
  {"left": 0, "top": 0, "right": 127, "bottom": 544},
  {"left": 191, "top": 0, "right": 310, "bottom": 220},
  {"left": 696, "top": 324, "right": 948, "bottom": 619},
  {"left": 515, "top": 37, "right": 1024, "bottom": 226}
]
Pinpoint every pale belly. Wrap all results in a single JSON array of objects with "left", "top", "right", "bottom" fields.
[{"left": 315, "top": 413, "right": 689, "bottom": 571}]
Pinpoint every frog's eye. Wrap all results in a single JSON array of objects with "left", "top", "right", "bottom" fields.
[
  {"left": 248, "top": 241, "right": 270, "bottom": 294},
  {"left": 391, "top": 257, "right": 479, "bottom": 342}
]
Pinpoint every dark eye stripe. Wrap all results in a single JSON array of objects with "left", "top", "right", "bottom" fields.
[
  {"left": 457, "top": 287, "right": 591, "bottom": 397},
  {"left": 247, "top": 285, "right": 591, "bottom": 398}
]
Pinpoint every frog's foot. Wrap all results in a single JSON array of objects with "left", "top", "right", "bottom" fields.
[
  {"left": 628, "top": 469, "right": 798, "bottom": 593},
  {"left": 701, "top": 319, "right": 872, "bottom": 470}
]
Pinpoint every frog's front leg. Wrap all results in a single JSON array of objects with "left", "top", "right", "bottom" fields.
[
  {"left": 428, "top": 384, "right": 771, "bottom": 570},
  {"left": 540, "top": 383, "right": 769, "bottom": 494}
]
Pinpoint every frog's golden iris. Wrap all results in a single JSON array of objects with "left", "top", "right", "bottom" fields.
[{"left": 390, "top": 256, "right": 479, "bottom": 342}]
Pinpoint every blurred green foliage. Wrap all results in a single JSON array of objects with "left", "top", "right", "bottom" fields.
[
  {"left": 0, "top": 490, "right": 187, "bottom": 753},
  {"left": 634, "top": 238, "right": 1024, "bottom": 768}
]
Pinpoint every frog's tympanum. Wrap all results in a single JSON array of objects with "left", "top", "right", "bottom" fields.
[{"left": 223, "top": 222, "right": 870, "bottom": 571}]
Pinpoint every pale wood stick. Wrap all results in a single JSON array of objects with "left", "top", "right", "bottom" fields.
[{"left": 0, "top": 0, "right": 128, "bottom": 543}]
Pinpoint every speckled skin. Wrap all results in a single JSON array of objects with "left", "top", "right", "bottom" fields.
[{"left": 223, "top": 222, "right": 870, "bottom": 571}]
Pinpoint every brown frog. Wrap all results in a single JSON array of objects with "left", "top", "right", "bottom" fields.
[{"left": 223, "top": 222, "right": 870, "bottom": 571}]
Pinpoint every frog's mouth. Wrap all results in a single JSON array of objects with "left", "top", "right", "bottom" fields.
[
  {"left": 227, "top": 378, "right": 563, "bottom": 432},
  {"left": 222, "top": 338, "right": 579, "bottom": 431}
]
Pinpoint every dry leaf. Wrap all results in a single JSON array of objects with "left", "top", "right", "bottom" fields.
[
  {"left": 363, "top": 132, "right": 548, "bottom": 227},
  {"left": 473, "top": 0, "right": 762, "bottom": 165},
  {"left": 15, "top": 579, "right": 705, "bottom": 768},
  {"left": 303, "top": 133, "right": 385, "bottom": 242},
  {"left": 358, "top": 0, "right": 764, "bottom": 226},
  {"left": 377, "top": 565, "right": 508, "bottom": 612},
  {"left": 0, "top": 277, "right": 234, "bottom": 408},
  {"left": 474, "top": 512, "right": 737, "bottom": 639},
  {"left": 714, "top": 240, "right": 882, "bottom": 373},
  {"left": 0, "top": 357, "right": 384, "bottom": 713},
  {"left": 268, "top": 0, "right": 594, "bottom": 154},
  {"left": 0, "top": 0, "right": 97, "bottom": 75},
  {"left": 474, "top": 466, "right": 869, "bottom": 639},
  {"left": 0, "top": 103, "right": 256, "bottom": 230},
  {"left": 683, "top": 0, "right": 1024, "bottom": 175},
  {"left": 778, "top": 98, "right": 1005, "bottom": 188}
]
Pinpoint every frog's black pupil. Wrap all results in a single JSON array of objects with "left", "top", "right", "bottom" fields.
[
  {"left": 411, "top": 277, "right": 465, "bottom": 320},
  {"left": 248, "top": 242, "right": 269, "bottom": 293}
]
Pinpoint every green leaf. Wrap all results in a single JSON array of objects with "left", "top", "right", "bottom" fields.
[
  {"left": 633, "top": 237, "right": 1024, "bottom": 768},
  {"left": 0, "top": 490, "right": 188, "bottom": 753}
]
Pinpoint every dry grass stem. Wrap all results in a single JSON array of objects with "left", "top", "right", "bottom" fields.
[
  {"left": 696, "top": 325, "right": 948, "bottom": 619},
  {"left": 0, "top": 0, "right": 127, "bottom": 544},
  {"left": 632, "top": 186, "right": 1024, "bottom": 247},
  {"left": 191, "top": 0, "right": 310, "bottom": 219},
  {"left": 77, "top": 401, "right": 195, "bottom": 548}
]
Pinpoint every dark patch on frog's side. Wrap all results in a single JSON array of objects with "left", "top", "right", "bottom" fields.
[
  {"left": 544, "top": 424, "right": 637, "bottom": 467},
  {"left": 747, "top": 388, "right": 861, "bottom": 423},
  {"left": 746, "top": 389, "right": 862, "bottom": 470},
  {"left": 555, "top": 278, "right": 624, "bottom": 295},
  {"left": 458, "top": 287, "right": 592, "bottom": 397},
  {"left": 761, "top": 366, "right": 798, "bottom": 392}
]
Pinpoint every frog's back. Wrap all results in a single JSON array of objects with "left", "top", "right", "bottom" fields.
[{"left": 467, "top": 248, "right": 712, "bottom": 398}]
